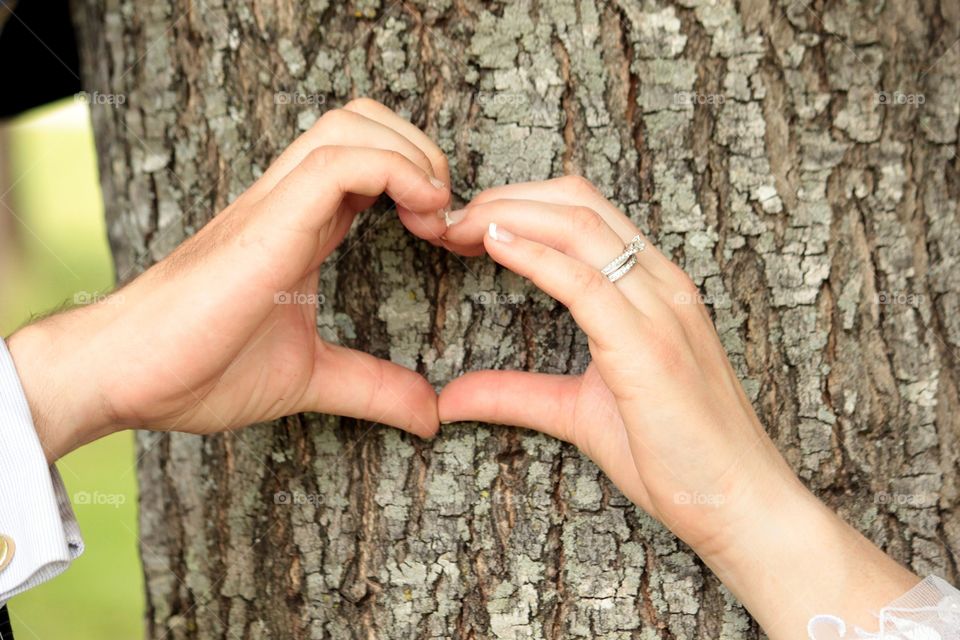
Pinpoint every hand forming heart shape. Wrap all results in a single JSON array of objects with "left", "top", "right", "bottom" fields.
[
  {"left": 10, "top": 98, "right": 452, "bottom": 460},
  {"left": 13, "top": 99, "right": 795, "bottom": 555},
  {"left": 433, "top": 175, "right": 920, "bottom": 638}
]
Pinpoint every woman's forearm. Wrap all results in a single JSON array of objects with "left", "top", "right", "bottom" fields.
[{"left": 701, "top": 479, "right": 919, "bottom": 639}]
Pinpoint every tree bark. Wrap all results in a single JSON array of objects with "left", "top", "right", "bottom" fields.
[{"left": 71, "top": 0, "right": 960, "bottom": 638}]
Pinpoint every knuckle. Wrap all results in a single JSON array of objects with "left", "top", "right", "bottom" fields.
[
  {"left": 315, "top": 107, "right": 349, "bottom": 130},
  {"left": 385, "top": 148, "right": 406, "bottom": 164},
  {"left": 646, "top": 329, "right": 688, "bottom": 376},
  {"left": 521, "top": 242, "right": 550, "bottom": 277},
  {"left": 411, "top": 148, "right": 434, "bottom": 173},
  {"left": 344, "top": 97, "right": 383, "bottom": 112},
  {"left": 559, "top": 174, "right": 600, "bottom": 196},
  {"left": 568, "top": 206, "right": 606, "bottom": 237},
  {"left": 571, "top": 265, "right": 610, "bottom": 297},
  {"left": 471, "top": 190, "right": 496, "bottom": 207},
  {"left": 670, "top": 269, "right": 702, "bottom": 306},
  {"left": 677, "top": 272, "right": 700, "bottom": 297},
  {"left": 526, "top": 239, "right": 548, "bottom": 263},
  {"left": 303, "top": 146, "right": 335, "bottom": 169}
]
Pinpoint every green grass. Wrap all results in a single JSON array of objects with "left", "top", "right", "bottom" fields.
[{"left": 3, "top": 100, "right": 144, "bottom": 640}]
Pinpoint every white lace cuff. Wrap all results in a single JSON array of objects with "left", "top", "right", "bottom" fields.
[{"left": 808, "top": 575, "right": 960, "bottom": 639}]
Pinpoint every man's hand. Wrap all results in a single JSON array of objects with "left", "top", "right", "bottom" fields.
[{"left": 7, "top": 98, "right": 451, "bottom": 462}]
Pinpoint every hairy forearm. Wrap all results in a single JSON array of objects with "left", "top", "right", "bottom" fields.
[{"left": 6, "top": 308, "right": 117, "bottom": 463}]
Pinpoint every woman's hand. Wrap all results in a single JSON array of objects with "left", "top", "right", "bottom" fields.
[
  {"left": 438, "top": 176, "right": 918, "bottom": 638},
  {"left": 439, "top": 176, "right": 798, "bottom": 556},
  {"left": 8, "top": 99, "right": 451, "bottom": 461}
]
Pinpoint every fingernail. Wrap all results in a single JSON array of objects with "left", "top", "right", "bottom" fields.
[
  {"left": 429, "top": 176, "right": 446, "bottom": 190},
  {"left": 437, "top": 205, "right": 451, "bottom": 220},
  {"left": 440, "top": 420, "right": 452, "bottom": 425},
  {"left": 488, "top": 222, "right": 514, "bottom": 243},
  {"left": 445, "top": 208, "right": 468, "bottom": 227}
]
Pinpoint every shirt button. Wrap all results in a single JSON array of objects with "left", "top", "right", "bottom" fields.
[{"left": 0, "top": 535, "right": 14, "bottom": 573}]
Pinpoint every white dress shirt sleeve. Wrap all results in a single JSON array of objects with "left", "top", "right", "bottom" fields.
[{"left": 0, "top": 337, "right": 84, "bottom": 606}]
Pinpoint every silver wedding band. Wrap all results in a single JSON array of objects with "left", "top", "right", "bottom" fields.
[{"left": 601, "top": 235, "right": 645, "bottom": 283}]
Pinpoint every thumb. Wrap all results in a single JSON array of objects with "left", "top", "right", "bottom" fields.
[
  {"left": 303, "top": 339, "right": 439, "bottom": 438},
  {"left": 439, "top": 370, "right": 579, "bottom": 443}
]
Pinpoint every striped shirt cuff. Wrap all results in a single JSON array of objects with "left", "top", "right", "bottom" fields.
[{"left": 0, "top": 337, "right": 83, "bottom": 606}]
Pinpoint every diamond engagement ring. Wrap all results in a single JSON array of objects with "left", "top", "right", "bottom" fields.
[{"left": 601, "top": 234, "right": 646, "bottom": 282}]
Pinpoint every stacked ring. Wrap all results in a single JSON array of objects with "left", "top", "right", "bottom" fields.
[{"left": 601, "top": 235, "right": 646, "bottom": 282}]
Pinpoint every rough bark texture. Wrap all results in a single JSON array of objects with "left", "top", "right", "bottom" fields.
[{"left": 72, "top": 0, "right": 960, "bottom": 638}]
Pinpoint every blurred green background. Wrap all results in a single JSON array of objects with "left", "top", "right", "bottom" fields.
[{"left": 1, "top": 100, "right": 144, "bottom": 639}]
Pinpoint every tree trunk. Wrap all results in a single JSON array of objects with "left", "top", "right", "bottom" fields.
[{"left": 71, "top": 1, "right": 959, "bottom": 638}]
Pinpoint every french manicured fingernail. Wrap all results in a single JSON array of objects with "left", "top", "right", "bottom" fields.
[
  {"left": 429, "top": 176, "right": 446, "bottom": 190},
  {"left": 488, "top": 222, "right": 514, "bottom": 243},
  {"left": 445, "top": 208, "right": 467, "bottom": 227}
]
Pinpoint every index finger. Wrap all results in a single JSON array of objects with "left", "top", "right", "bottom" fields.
[
  {"left": 343, "top": 98, "right": 451, "bottom": 186},
  {"left": 471, "top": 176, "right": 674, "bottom": 280}
]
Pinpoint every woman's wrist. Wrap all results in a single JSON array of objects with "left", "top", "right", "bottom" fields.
[
  {"left": 700, "top": 477, "right": 832, "bottom": 587},
  {"left": 697, "top": 471, "right": 919, "bottom": 638},
  {"left": 7, "top": 309, "right": 119, "bottom": 463}
]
